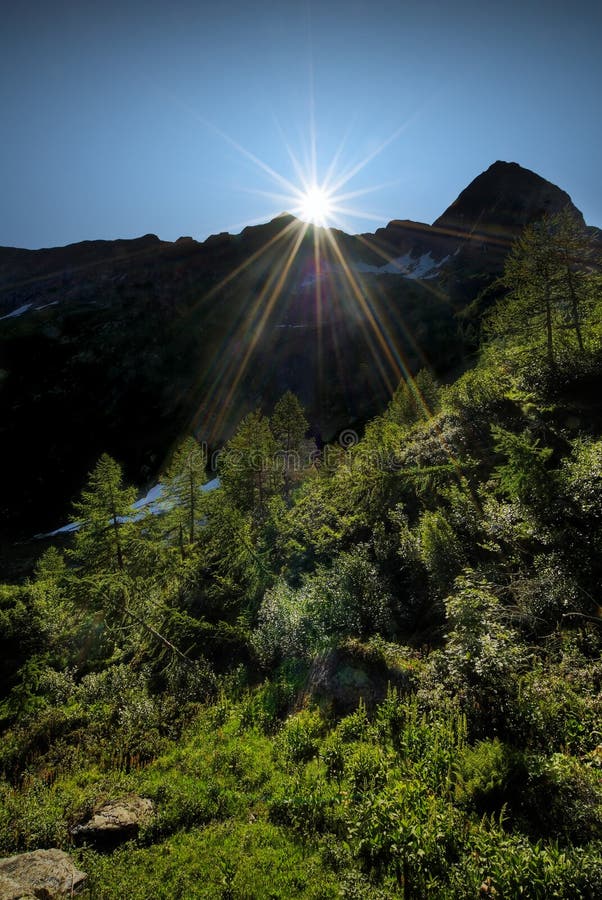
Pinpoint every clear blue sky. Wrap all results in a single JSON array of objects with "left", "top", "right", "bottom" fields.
[{"left": 2, "top": 0, "right": 601, "bottom": 249}]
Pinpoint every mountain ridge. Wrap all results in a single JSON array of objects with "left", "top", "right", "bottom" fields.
[{"left": 0, "top": 161, "right": 596, "bottom": 537}]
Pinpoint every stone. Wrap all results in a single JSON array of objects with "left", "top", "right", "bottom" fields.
[
  {"left": 0, "top": 871, "right": 36, "bottom": 900},
  {"left": 305, "top": 640, "right": 414, "bottom": 716},
  {"left": 0, "top": 849, "right": 86, "bottom": 898},
  {"left": 70, "top": 796, "right": 154, "bottom": 849}
]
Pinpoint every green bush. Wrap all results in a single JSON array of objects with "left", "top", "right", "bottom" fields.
[
  {"left": 276, "top": 709, "right": 324, "bottom": 764},
  {"left": 454, "top": 738, "right": 527, "bottom": 814}
]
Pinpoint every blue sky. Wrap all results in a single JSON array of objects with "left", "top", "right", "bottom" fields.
[{"left": 2, "top": 0, "right": 601, "bottom": 248}]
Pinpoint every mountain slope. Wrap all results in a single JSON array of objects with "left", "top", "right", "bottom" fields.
[{"left": 0, "top": 161, "right": 593, "bottom": 537}]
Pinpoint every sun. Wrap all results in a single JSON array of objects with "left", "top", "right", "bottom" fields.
[{"left": 298, "top": 185, "right": 333, "bottom": 226}]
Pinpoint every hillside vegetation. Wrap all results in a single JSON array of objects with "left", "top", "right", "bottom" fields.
[{"left": 1, "top": 212, "right": 602, "bottom": 898}]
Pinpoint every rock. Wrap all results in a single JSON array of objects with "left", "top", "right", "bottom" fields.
[
  {"left": 0, "top": 871, "right": 36, "bottom": 900},
  {"left": 70, "top": 796, "right": 154, "bottom": 849},
  {"left": 0, "top": 849, "right": 86, "bottom": 898},
  {"left": 305, "top": 640, "right": 414, "bottom": 716}
]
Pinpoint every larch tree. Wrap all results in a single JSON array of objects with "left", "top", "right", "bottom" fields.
[
  {"left": 164, "top": 436, "right": 207, "bottom": 556},
  {"left": 551, "top": 208, "right": 595, "bottom": 353},
  {"left": 486, "top": 209, "right": 597, "bottom": 367},
  {"left": 219, "top": 410, "right": 282, "bottom": 516},
  {"left": 386, "top": 369, "right": 439, "bottom": 427},
  {"left": 69, "top": 453, "right": 136, "bottom": 576},
  {"left": 488, "top": 216, "right": 560, "bottom": 368},
  {"left": 270, "top": 391, "right": 309, "bottom": 497}
]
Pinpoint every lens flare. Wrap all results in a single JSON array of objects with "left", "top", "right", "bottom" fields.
[{"left": 298, "top": 185, "right": 333, "bottom": 226}]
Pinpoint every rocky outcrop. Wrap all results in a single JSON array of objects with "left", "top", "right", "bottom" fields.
[
  {"left": 0, "top": 849, "right": 86, "bottom": 899},
  {"left": 305, "top": 641, "right": 415, "bottom": 716},
  {"left": 0, "top": 871, "right": 35, "bottom": 900},
  {"left": 70, "top": 796, "right": 154, "bottom": 849}
]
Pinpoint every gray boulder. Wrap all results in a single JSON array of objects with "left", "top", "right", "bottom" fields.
[
  {"left": 0, "top": 849, "right": 86, "bottom": 898},
  {"left": 305, "top": 640, "right": 414, "bottom": 716},
  {"left": 70, "top": 796, "right": 154, "bottom": 849}
]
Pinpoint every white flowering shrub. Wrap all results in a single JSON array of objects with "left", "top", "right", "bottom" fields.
[{"left": 562, "top": 438, "right": 602, "bottom": 517}]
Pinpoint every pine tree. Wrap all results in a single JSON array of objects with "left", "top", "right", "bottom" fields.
[
  {"left": 163, "top": 436, "right": 207, "bottom": 556},
  {"left": 69, "top": 453, "right": 136, "bottom": 575}
]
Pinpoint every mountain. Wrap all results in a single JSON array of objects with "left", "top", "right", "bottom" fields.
[
  {"left": 434, "top": 160, "right": 586, "bottom": 233},
  {"left": 0, "top": 161, "right": 593, "bottom": 538}
]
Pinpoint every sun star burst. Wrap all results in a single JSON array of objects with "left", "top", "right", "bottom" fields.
[{"left": 297, "top": 185, "right": 333, "bottom": 226}]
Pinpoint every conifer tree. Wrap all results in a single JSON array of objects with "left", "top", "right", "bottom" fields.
[
  {"left": 69, "top": 453, "right": 136, "bottom": 575},
  {"left": 271, "top": 391, "right": 309, "bottom": 497},
  {"left": 386, "top": 369, "right": 439, "bottom": 426},
  {"left": 552, "top": 208, "right": 595, "bottom": 353},
  {"left": 164, "top": 436, "right": 207, "bottom": 555},
  {"left": 490, "top": 217, "right": 559, "bottom": 367},
  {"left": 271, "top": 391, "right": 308, "bottom": 453},
  {"left": 486, "top": 210, "right": 596, "bottom": 367},
  {"left": 219, "top": 410, "right": 281, "bottom": 515}
]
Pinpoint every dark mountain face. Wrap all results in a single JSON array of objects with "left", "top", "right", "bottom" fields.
[
  {"left": 435, "top": 160, "right": 585, "bottom": 233},
  {"left": 0, "top": 162, "right": 591, "bottom": 536},
  {"left": 362, "top": 160, "right": 588, "bottom": 305}
]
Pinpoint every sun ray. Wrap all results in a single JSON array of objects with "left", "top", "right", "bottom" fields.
[
  {"left": 324, "top": 229, "right": 400, "bottom": 394},
  {"left": 210, "top": 221, "right": 310, "bottom": 439},
  {"left": 189, "top": 217, "right": 309, "bottom": 442},
  {"left": 189, "top": 216, "right": 301, "bottom": 311},
  {"left": 188, "top": 110, "right": 303, "bottom": 200},
  {"left": 194, "top": 227, "right": 302, "bottom": 430},
  {"left": 167, "top": 104, "right": 480, "bottom": 497},
  {"left": 327, "top": 122, "right": 408, "bottom": 195},
  {"left": 184, "top": 218, "right": 305, "bottom": 440},
  {"left": 307, "top": 21, "right": 318, "bottom": 188},
  {"left": 322, "top": 118, "right": 357, "bottom": 193},
  {"left": 333, "top": 180, "right": 400, "bottom": 204},
  {"left": 328, "top": 206, "right": 394, "bottom": 224},
  {"left": 273, "top": 116, "right": 312, "bottom": 195}
]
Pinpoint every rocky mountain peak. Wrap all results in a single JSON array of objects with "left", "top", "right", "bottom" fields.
[{"left": 433, "top": 160, "right": 585, "bottom": 236}]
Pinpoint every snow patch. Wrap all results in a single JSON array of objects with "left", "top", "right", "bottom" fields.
[
  {"left": 0, "top": 303, "right": 32, "bottom": 321},
  {"left": 353, "top": 252, "right": 451, "bottom": 280},
  {"left": 132, "top": 482, "right": 165, "bottom": 510},
  {"left": 36, "top": 301, "right": 60, "bottom": 311},
  {"left": 36, "top": 521, "right": 80, "bottom": 538},
  {"left": 35, "top": 477, "right": 221, "bottom": 539},
  {"left": 354, "top": 262, "right": 382, "bottom": 274},
  {"left": 378, "top": 252, "right": 450, "bottom": 279}
]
